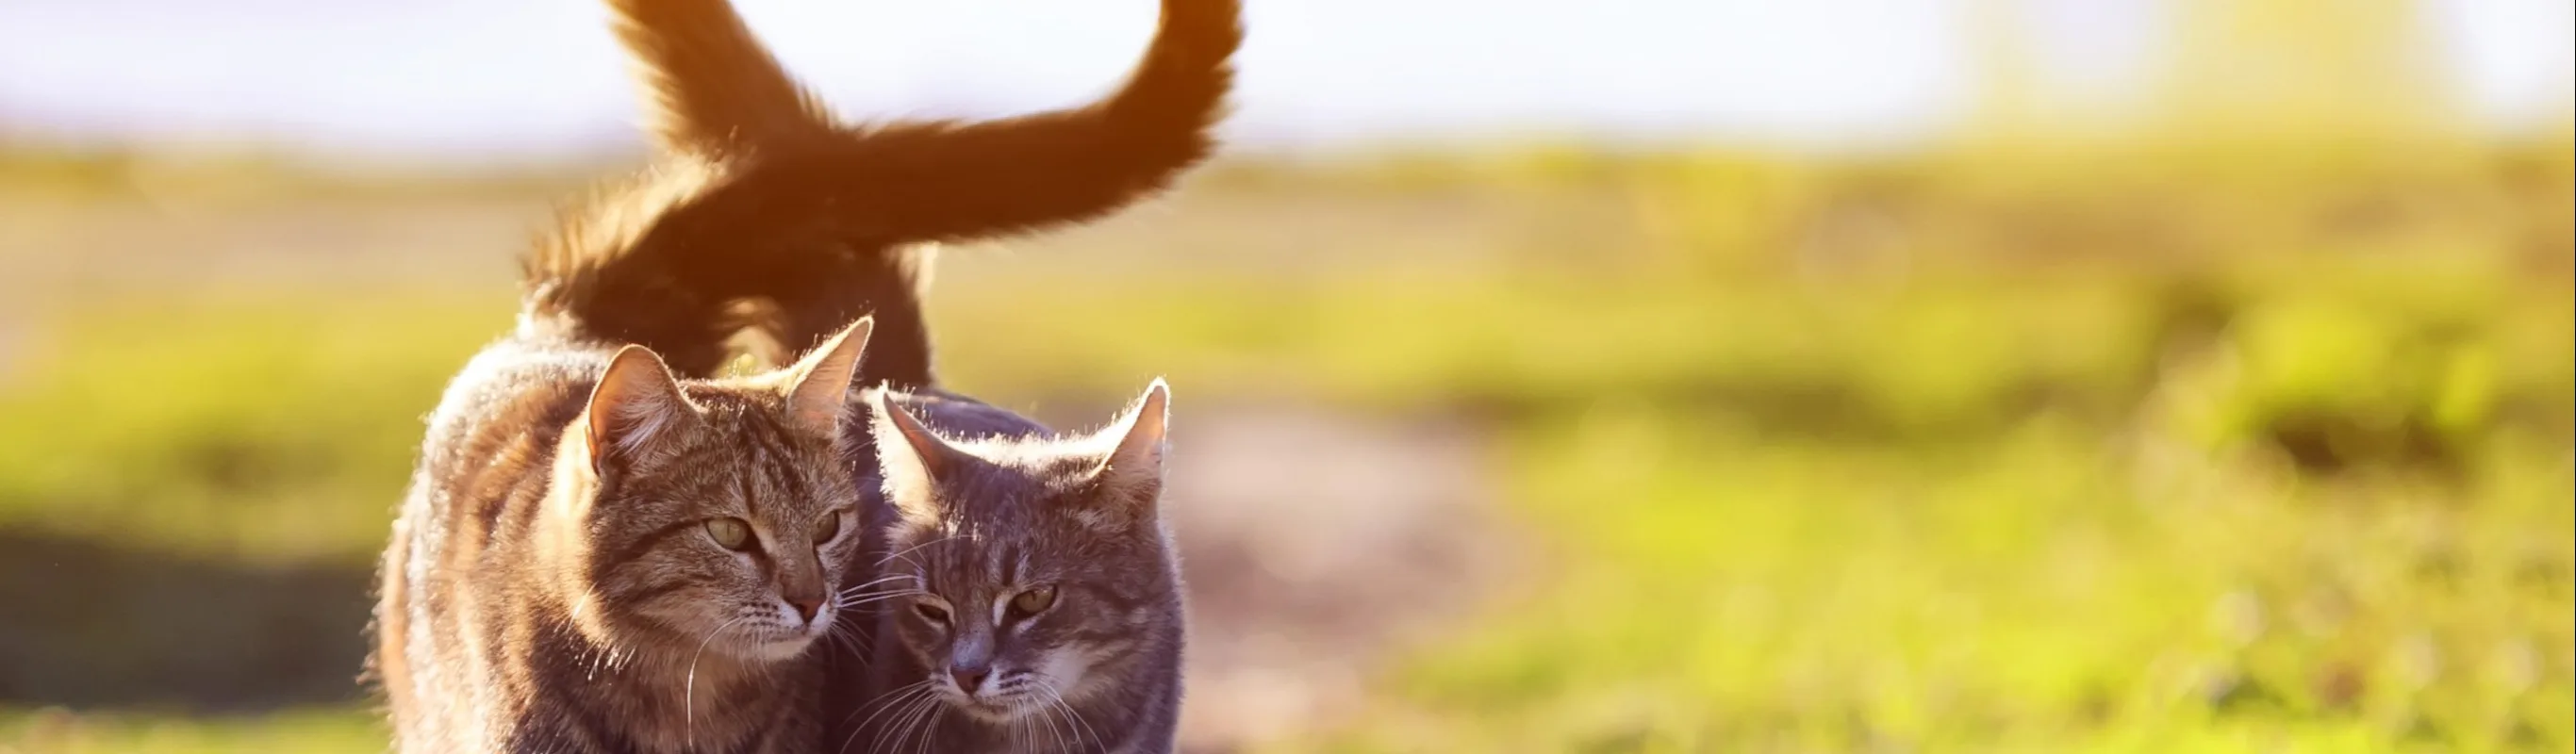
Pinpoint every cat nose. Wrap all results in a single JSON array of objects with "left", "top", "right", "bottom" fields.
[
  {"left": 949, "top": 664, "right": 991, "bottom": 693},
  {"left": 789, "top": 598, "right": 823, "bottom": 623}
]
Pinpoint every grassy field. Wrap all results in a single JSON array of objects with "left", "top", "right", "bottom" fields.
[{"left": 1, "top": 132, "right": 2569, "bottom": 752}]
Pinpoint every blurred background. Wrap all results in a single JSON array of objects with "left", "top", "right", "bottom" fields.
[{"left": 1, "top": 0, "right": 2569, "bottom": 751}]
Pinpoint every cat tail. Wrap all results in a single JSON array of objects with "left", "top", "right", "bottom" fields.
[
  {"left": 514, "top": 0, "right": 860, "bottom": 378},
  {"left": 521, "top": 0, "right": 1240, "bottom": 382},
  {"left": 733, "top": 0, "right": 1246, "bottom": 245},
  {"left": 707, "top": 0, "right": 1241, "bottom": 372},
  {"left": 516, "top": 159, "right": 756, "bottom": 379},
  {"left": 603, "top": 0, "right": 834, "bottom": 159}
]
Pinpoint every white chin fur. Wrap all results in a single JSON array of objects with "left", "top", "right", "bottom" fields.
[
  {"left": 736, "top": 631, "right": 817, "bottom": 663},
  {"left": 949, "top": 697, "right": 1033, "bottom": 723}
]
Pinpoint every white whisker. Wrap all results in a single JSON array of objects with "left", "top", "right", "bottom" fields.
[
  {"left": 836, "top": 573, "right": 920, "bottom": 597},
  {"left": 1041, "top": 683, "right": 1101, "bottom": 754},
  {"left": 881, "top": 690, "right": 940, "bottom": 754},
  {"left": 912, "top": 706, "right": 948, "bottom": 754},
  {"left": 876, "top": 535, "right": 957, "bottom": 569},
  {"left": 684, "top": 615, "right": 750, "bottom": 747},
  {"left": 834, "top": 589, "right": 930, "bottom": 610},
  {"left": 1032, "top": 687, "right": 1073, "bottom": 754},
  {"left": 850, "top": 681, "right": 936, "bottom": 754}
]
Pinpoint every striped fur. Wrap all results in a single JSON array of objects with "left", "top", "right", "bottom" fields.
[
  {"left": 372, "top": 0, "right": 1240, "bottom": 750},
  {"left": 372, "top": 320, "right": 876, "bottom": 754},
  {"left": 834, "top": 384, "right": 1188, "bottom": 754}
]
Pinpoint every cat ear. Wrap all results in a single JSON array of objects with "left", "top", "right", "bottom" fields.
[
  {"left": 586, "top": 345, "right": 699, "bottom": 470},
  {"left": 1088, "top": 379, "right": 1170, "bottom": 509},
  {"left": 869, "top": 389, "right": 958, "bottom": 508},
  {"left": 779, "top": 317, "right": 873, "bottom": 436}
]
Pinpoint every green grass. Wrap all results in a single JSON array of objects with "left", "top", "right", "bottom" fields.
[
  {"left": 0, "top": 294, "right": 504, "bottom": 564},
  {"left": 1301, "top": 413, "right": 2570, "bottom": 752},
  {"left": 9, "top": 262, "right": 2558, "bottom": 563},
  {"left": 0, "top": 708, "right": 381, "bottom": 754},
  {"left": 2, "top": 136, "right": 2569, "bottom": 751},
  {"left": 4, "top": 270, "right": 2565, "bottom": 752}
]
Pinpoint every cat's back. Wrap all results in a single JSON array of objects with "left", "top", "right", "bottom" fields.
[
  {"left": 375, "top": 336, "right": 608, "bottom": 752},
  {"left": 886, "top": 387, "right": 1053, "bottom": 439},
  {"left": 404, "top": 336, "right": 606, "bottom": 572}
]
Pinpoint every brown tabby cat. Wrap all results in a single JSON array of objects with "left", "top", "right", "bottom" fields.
[
  {"left": 837, "top": 382, "right": 1187, "bottom": 754},
  {"left": 372, "top": 0, "right": 1239, "bottom": 748},
  {"left": 372, "top": 299, "right": 877, "bottom": 754}
]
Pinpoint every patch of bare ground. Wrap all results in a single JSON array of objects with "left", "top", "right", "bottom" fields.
[{"left": 1148, "top": 404, "right": 1523, "bottom": 753}]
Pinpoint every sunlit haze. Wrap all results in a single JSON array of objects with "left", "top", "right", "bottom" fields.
[{"left": 1, "top": 0, "right": 2568, "bottom": 160}]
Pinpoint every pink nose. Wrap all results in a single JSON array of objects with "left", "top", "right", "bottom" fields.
[
  {"left": 950, "top": 664, "right": 990, "bottom": 693},
  {"left": 789, "top": 598, "right": 823, "bottom": 623}
]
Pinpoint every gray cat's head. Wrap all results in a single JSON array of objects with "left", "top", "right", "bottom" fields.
[{"left": 867, "top": 380, "right": 1179, "bottom": 723}]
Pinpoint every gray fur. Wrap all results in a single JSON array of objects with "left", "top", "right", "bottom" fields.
[{"left": 826, "top": 386, "right": 1186, "bottom": 754}]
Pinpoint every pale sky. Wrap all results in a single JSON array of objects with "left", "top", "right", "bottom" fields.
[{"left": 0, "top": 0, "right": 2567, "bottom": 161}]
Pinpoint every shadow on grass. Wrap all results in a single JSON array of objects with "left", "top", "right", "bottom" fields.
[{"left": 0, "top": 530, "right": 372, "bottom": 712}]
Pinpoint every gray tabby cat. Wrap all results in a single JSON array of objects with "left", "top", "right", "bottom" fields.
[{"left": 834, "top": 382, "right": 1185, "bottom": 754}]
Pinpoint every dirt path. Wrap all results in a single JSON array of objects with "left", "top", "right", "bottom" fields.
[{"left": 1150, "top": 405, "right": 1520, "bottom": 752}]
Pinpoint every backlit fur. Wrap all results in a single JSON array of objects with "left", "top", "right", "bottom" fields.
[
  {"left": 372, "top": 321, "right": 874, "bottom": 754},
  {"left": 837, "top": 385, "right": 1185, "bottom": 754},
  {"left": 372, "top": 0, "right": 1241, "bottom": 749}
]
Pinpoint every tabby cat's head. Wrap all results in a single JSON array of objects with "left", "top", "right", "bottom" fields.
[
  {"left": 547, "top": 319, "right": 874, "bottom": 664},
  {"left": 869, "top": 380, "right": 1180, "bottom": 723}
]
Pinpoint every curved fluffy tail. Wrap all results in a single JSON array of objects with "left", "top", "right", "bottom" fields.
[
  {"left": 745, "top": 0, "right": 1244, "bottom": 243},
  {"left": 524, "top": 0, "right": 1242, "bottom": 384},
  {"left": 605, "top": 0, "right": 834, "bottom": 157}
]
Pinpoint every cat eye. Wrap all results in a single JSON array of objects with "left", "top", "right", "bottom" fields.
[
  {"left": 814, "top": 511, "right": 843, "bottom": 544},
  {"left": 912, "top": 600, "right": 951, "bottom": 625},
  {"left": 1008, "top": 585, "right": 1058, "bottom": 618},
  {"left": 704, "top": 516, "right": 753, "bottom": 551}
]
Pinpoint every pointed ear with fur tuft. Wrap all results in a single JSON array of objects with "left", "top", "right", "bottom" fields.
[
  {"left": 1089, "top": 378, "right": 1171, "bottom": 511},
  {"left": 586, "top": 345, "right": 701, "bottom": 472},
  {"left": 869, "top": 390, "right": 959, "bottom": 519},
  {"left": 778, "top": 317, "right": 873, "bottom": 436}
]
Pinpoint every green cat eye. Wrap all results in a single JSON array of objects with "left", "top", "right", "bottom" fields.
[
  {"left": 913, "top": 600, "right": 950, "bottom": 624},
  {"left": 1009, "top": 584, "right": 1057, "bottom": 617},
  {"left": 814, "top": 511, "right": 842, "bottom": 544},
  {"left": 704, "top": 516, "right": 753, "bottom": 551}
]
